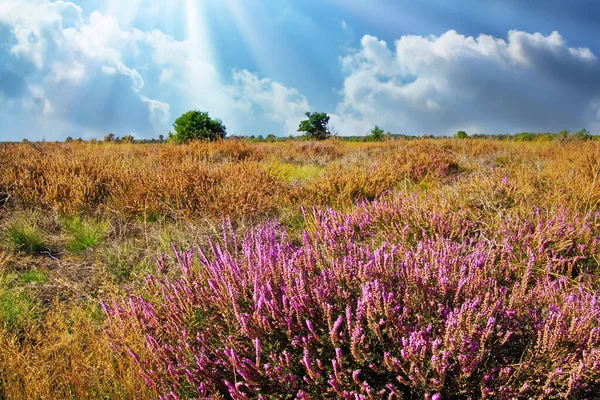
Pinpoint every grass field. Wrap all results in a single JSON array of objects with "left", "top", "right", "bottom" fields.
[{"left": 1, "top": 138, "right": 600, "bottom": 398}]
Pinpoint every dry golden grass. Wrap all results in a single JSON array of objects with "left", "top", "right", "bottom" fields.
[
  {"left": 0, "top": 138, "right": 599, "bottom": 398},
  {"left": 0, "top": 141, "right": 283, "bottom": 220},
  {"left": 0, "top": 302, "right": 154, "bottom": 399}
]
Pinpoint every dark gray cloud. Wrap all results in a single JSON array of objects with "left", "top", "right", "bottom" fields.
[{"left": 0, "top": 23, "right": 34, "bottom": 99}]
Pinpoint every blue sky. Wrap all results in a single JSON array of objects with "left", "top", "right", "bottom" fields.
[{"left": 1, "top": 0, "right": 599, "bottom": 141}]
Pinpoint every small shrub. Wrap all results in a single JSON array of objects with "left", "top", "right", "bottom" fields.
[
  {"left": 514, "top": 132, "right": 533, "bottom": 141},
  {"left": 122, "top": 135, "right": 134, "bottom": 144},
  {"left": 572, "top": 129, "right": 594, "bottom": 141}
]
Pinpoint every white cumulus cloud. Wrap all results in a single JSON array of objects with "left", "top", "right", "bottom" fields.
[
  {"left": 1, "top": 0, "right": 599, "bottom": 140},
  {"left": 0, "top": 0, "right": 171, "bottom": 139},
  {"left": 333, "top": 30, "right": 600, "bottom": 135},
  {"left": 0, "top": 0, "right": 315, "bottom": 140},
  {"left": 229, "top": 70, "right": 311, "bottom": 135}
]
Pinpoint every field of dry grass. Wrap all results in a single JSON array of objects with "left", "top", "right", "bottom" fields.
[{"left": 0, "top": 138, "right": 599, "bottom": 398}]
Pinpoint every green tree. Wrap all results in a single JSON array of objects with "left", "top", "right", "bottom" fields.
[
  {"left": 298, "top": 112, "right": 331, "bottom": 140},
  {"left": 455, "top": 130, "right": 468, "bottom": 139},
  {"left": 558, "top": 130, "right": 570, "bottom": 141},
  {"left": 573, "top": 128, "right": 593, "bottom": 141},
  {"left": 104, "top": 133, "right": 116, "bottom": 142},
  {"left": 366, "top": 125, "right": 385, "bottom": 142},
  {"left": 169, "top": 110, "right": 227, "bottom": 143},
  {"left": 514, "top": 132, "right": 533, "bottom": 142},
  {"left": 122, "top": 135, "right": 134, "bottom": 144}
]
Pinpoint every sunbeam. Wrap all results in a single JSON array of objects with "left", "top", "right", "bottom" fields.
[
  {"left": 222, "top": 0, "right": 265, "bottom": 67},
  {"left": 183, "top": 0, "right": 216, "bottom": 67},
  {"left": 222, "top": 0, "right": 297, "bottom": 80},
  {"left": 181, "top": 0, "right": 231, "bottom": 118},
  {"left": 104, "top": 0, "right": 144, "bottom": 29}
]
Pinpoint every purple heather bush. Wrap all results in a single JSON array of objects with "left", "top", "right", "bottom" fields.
[{"left": 103, "top": 192, "right": 600, "bottom": 399}]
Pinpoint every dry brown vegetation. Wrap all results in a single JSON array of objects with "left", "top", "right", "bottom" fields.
[{"left": 0, "top": 138, "right": 599, "bottom": 398}]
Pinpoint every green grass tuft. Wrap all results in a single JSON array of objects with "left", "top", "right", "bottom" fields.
[
  {"left": 102, "top": 241, "right": 153, "bottom": 283},
  {"left": 19, "top": 269, "right": 48, "bottom": 284},
  {"left": 62, "top": 217, "right": 109, "bottom": 253},
  {"left": 0, "top": 291, "right": 34, "bottom": 331},
  {"left": 5, "top": 222, "right": 46, "bottom": 255},
  {"left": 0, "top": 274, "right": 39, "bottom": 332}
]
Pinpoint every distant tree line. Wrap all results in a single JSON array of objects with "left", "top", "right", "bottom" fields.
[
  {"left": 61, "top": 128, "right": 592, "bottom": 144},
  {"left": 46, "top": 128, "right": 600, "bottom": 144},
  {"left": 13, "top": 108, "right": 598, "bottom": 143},
  {"left": 449, "top": 129, "right": 595, "bottom": 142}
]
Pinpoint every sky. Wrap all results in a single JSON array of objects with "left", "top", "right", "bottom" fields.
[{"left": 0, "top": 0, "right": 599, "bottom": 141}]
